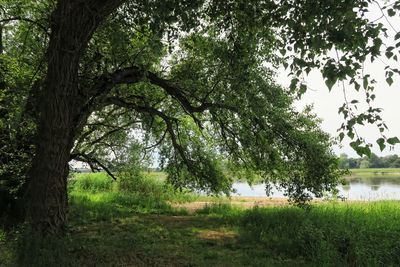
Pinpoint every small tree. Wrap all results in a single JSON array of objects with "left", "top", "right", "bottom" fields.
[
  {"left": 369, "top": 153, "right": 384, "bottom": 168},
  {"left": 360, "top": 160, "right": 371, "bottom": 169},
  {"left": 390, "top": 158, "right": 400, "bottom": 168}
]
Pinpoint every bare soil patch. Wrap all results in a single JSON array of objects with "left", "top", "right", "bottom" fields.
[
  {"left": 197, "top": 229, "right": 237, "bottom": 243},
  {"left": 170, "top": 196, "right": 328, "bottom": 213}
]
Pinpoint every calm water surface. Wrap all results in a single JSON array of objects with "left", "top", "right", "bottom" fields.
[{"left": 232, "top": 176, "right": 400, "bottom": 201}]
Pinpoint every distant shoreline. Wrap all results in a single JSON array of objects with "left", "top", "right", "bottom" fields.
[{"left": 347, "top": 168, "right": 400, "bottom": 177}]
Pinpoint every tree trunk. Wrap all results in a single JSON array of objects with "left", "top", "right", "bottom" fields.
[{"left": 25, "top": 0, "right": 122, "bottom": 235}]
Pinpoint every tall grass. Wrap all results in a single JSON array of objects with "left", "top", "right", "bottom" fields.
[
  {"left": 68, "top": 172, "right": 196, "bottom": 223},
  {"left": 5, "top": 172, "right": 194, "bottom": 266},
  {"left": 69, "top": 172, "right": 197, "bottom": 202},
  {"left": 68, "top": 172, "right": 115, "bottom": 192},
  {"left": 2, "top": 172, "right": 400, "bottom": 266},
  {"left": 186, "top": 199, "right": 400, "bottom": 265},
  {"left": 232, "top": 201, "right": 400, "bottom": 266}
]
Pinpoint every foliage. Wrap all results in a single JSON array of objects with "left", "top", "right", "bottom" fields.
[
  {"left": 360, "top": 159, "right": 371, "bottom": 169},
  {"left": 2, "top": 0, "right": 400, "bottom": 229},
  {"left": 0, "top": 1, "right": 44, "bottom": 217},
  {"left": 339, "top": 153, "right": 350, "bottom": 169},
  {"left": 339, "top": 153, "right": 400, "bottom": 169}
]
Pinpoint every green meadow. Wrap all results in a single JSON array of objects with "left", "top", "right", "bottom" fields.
[
  {"left": 1, "top": 172, "right": 400, "bottom": 266},
  {"left": 348, "top": 168, "right": 400, "bottom": 177}
]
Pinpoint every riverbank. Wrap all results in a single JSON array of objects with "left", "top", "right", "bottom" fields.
[
  {"left": 348, "top": 168, "right": 400, "bottom": 177},
  {"left": 170, "top": 196, "right": 331, "bottom": 213},
  {"left": 2, "top": 173, "right": 400, "bottom": 266}
]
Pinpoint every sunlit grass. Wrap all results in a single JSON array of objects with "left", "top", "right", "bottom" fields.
[
  {"left": 348, "top": 168, "right": 400, "bottom": 177},
  {"left": 2, "top": 172, "right": 400, "bottom": 266},
  {"left": 231, "top": 201, "right": 400, "bottom": 266}
]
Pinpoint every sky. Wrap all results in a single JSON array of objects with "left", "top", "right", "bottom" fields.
[
  {"left": 291, "top": 66, "right": 400, "bottom": 158},
  {"left": 285, "top": 2, "right": 400, "bottom": 158}
]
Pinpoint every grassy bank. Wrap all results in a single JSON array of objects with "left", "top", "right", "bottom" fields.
[
  {"left": 347, "top": 168, "right": 400, "bottom": 177},
  {"left": 1, "top": 173, "right": 400, "bottom": 266}
]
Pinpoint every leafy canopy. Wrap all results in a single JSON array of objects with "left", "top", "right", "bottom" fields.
[{"left": 1, "top": 0, "right": 399, "bottom": 204}]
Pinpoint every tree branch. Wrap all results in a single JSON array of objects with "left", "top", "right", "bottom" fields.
[
  {"left": 88, "top": 120, "right": 140, "bottom": 147},
  {"left": 104, "top": 96, "right": 194, "bottom": 168},
  {"left": 145, "top": 71, "right": 237, "bottom": 113},
  {"left": 88, "top": 66, "right": 237, "bottom": 115},
  {"left": 104, "top": 97, "right": 178, "bottom": 122},
  {"left": 144, "top": 129, "right": 168, "bottom": 150},
  {"left": 87, "top": 66, "right": 143, "bottom": 97},
  {"left": 71, "top": 153, "right": 117, "bottom": 181}
]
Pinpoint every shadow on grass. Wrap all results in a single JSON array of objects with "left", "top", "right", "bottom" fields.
[
  {"left": 67, "top": 191, "right": 189, "bottom": 225},
  {"left": 4, "top": 192, "right": 400, "bottom": 266},
  {"left": 8, "top": 193, "right": 292, "bottom": 266}
]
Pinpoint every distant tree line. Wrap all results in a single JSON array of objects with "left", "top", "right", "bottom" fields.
[{"left": 339, "top": 153, "right": 400, "bottom": 169}]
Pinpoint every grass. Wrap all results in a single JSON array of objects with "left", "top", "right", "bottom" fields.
[
  {"left": 235, "top": 201, "right": 400, "bottom": 266},
  {"left": 348, "top": 168, "right": 400, "bottom": 177},
  {"left": 2, "top": 172, "right": 400, "bottom": 266}
]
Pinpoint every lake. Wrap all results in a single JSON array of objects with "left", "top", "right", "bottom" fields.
[{"left": 232, "top": 176, "right": 400, "bottom": 201}]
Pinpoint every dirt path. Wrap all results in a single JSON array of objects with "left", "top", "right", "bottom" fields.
[{"left": 171, "top": 196, "right": 326, "bottom": 213}]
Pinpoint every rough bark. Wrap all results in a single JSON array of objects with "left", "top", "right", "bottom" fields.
[
  {"left": 25, "top": 0, "right": 123, "bottom": 235},
  {"left": 0, "top": 24, "right": 3, "bottom": 55}
]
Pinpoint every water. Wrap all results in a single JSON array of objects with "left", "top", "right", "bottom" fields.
[{"left": 232, "top": 176, "right": 400, "bottom": 201}]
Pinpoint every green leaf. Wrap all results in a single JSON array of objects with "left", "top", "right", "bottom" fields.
[
  {"left": 364, "top": 147, "right": 371, "bottom": 158},
  {"left": 349, "top": 141, "right": 359, "bottom": 150},
  {"left": 386, "top": 46, "right": 395, "bottom": 52},
  {"left": 388, "top": 8, "right": 396, "bottom": 17},
  {"left": 350, "top": 140, "right": 371, "bottom": 157},
  {"left": 299, "top": 84, "right": 307, "bottom": 96},
  {"left": 385, "top": 51, "right": 394, "bottom": 59},
  {"left": 377, "top": 138, "right": 386, "bottom": 151},
  {"left": 363, "top": 76, "right": 368, "bottom": 90},
  {"left": 289, "top": 78, "right": 299, "bottom": 92},
  {"left": 387, "top": 137, "right": 400, "bottom": 145},
  {"left": 386, "top": 77, "right": 393, "bottom": 86},
  {"left": 339, "top": 132, "right": 345, "bottom": 141},
  {"left": 325, "top": 78, "right": 336, "bottom": 91}
]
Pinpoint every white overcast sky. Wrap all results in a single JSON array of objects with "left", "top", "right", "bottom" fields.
[{"left": 281, "top": 1, "right": 400, "bottom": 158}]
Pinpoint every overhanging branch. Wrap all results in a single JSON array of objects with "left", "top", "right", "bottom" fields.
[
  {"left": 104, "top": 96, "right": 194, "bottom": 169},
  {"left": 71, "top": 153, "right": 117, "bottom": 181},
  {"left": 145, "top": 71, "right": 238, "bottom": 113},
  {"left": 88, "top": 66, "right": 237, "bottom": 116}
]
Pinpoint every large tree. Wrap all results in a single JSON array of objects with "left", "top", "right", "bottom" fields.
[{"left": 1, "top": 0, "right": 399, "bottom": 234}]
